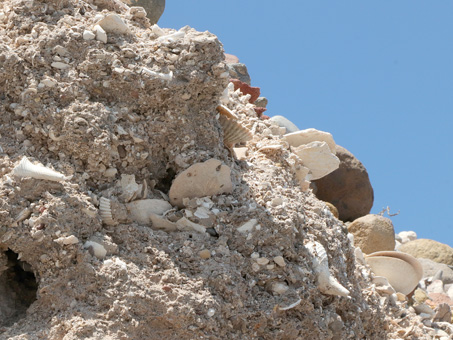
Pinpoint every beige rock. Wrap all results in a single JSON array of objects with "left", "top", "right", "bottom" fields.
[
  {"left": 293, "top": 141, "right": 340, "bottom": 180},
  {"left": 97, "top": 14, "right": 130, "bottom": 35},
  {"left": 347, "top": 214, "right": 395, "bottom": 254},
  {"left": 283, "top": 128, "right": 336, "bottom": 153},
  {"left": 169, "top": 159, "right": 233, "bottom": 208},
  {"left": 399, "top": 239, "right": 453, "bottom": 266},
  {"left": 126, "top": 199, "right": 172, "bottom": 224},
  {"left": 199, "top": 249, "right": 211, "bottom": 259}
]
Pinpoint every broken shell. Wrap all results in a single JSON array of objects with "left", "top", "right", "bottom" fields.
[
  {"left": 216, "top": 105, "right": 238, "bottom": 120},
  {"left": 305, "top": 241, "right": 350, "bottom": 297},
  {"left": 169, "top": 158, "right": 233, "bottom": 208},
  {"left": 219, "top": 115, "right": 253, "bottom": 147},
  {"left": 120, "top": 174, "right": 139, "bottom": 202},
  {"left": 276, "top": 298, "right": 302, "bottom": 311},
  {"left": 365, "top": 251, "right": 423, "bottom": 295},
  {"left": 15, "top": 207, "right": 32, "bottom": 223},
  {"left": 99, "top": 197, "right": 116, "bottom": 226},
  {"left": 12, "top": 156, "right": 72, "bottom": 182}
]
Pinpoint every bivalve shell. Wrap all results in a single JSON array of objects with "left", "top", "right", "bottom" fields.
[
  {"left": 219, "top": 115, "right": 253, "bottom": 147},
  {"left": 365, "top": 251, "right": 423, "bottom": 295}
]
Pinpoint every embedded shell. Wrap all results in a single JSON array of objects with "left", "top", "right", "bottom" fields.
[
  {"left": 12, "top": 156, "right": 71, "bottom": 182},
  {"left": 305, "top": 241, "right": 350, "bottom": 297},
  {"left": 218, "top": 115, "right": 253, "bottom": 147},
  {"left": 99, "top": 197, "right": 116, "bottom": 226},
  {"left": 365, "top": 251, "right": 423, "bottom": 295}
]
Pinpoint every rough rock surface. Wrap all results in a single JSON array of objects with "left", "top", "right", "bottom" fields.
[
  {"left": 0, "top": 0, "right": 445, "bottom": 339},
  {"left": 347, "top": 214, "right": 395, "bottom": 254},
  {"left": 313, "top": 145, "right": 374, "bottom": 222},
  {"left": 400, "top": 239, "right": 453, "bottom": 266}
]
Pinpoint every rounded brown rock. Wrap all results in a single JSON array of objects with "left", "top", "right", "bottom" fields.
[
  {"left": 347, "top": 214, "right": 395, "bottom": 254},
  {"left": 313, "top": 145, "right": 373, "bottom": 222},
  {"left": 399, "top": 239, "right": 453, "bottom": 266}
]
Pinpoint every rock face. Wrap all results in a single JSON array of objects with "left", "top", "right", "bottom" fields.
[
  {"left": 399, "top": 239, "right": 453, "bottom": 266},
  {"left": 122, "top": 0, "right": 166, "bottom": 24},
  {"left": 347, "top": 214, "right": 395, "bottom": 254},
  {"left": 313, "top": 145, "right": 374, "bottom": 222}
]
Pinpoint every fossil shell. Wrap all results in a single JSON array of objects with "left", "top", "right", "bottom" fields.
[
  {"left": 365, "top": 251, "right": 423, "bottom": 295},
  {"left": 126, "top": 199, "right": 172, "bottom": 224},
  {"left": 12, "top": 156, "right": 71, "bottom": 182},
  {"left": 216, "top": 105, "right": 238, "bottom": 120},
  {"left": 305, "top": 241, "right": 350, "bottom": 297},
  {"left": 99, "top": 197, "right": 116, "bottom": 226},
  {"left": 219, "top": 115, "right": 253, "bottom": 147},
  {"left": 15, "top": 207, "right": 32, "bottom": 223}
]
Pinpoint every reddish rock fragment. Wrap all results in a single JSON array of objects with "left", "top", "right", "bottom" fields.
[
  {"left": 254, "top": 107, "right": 267, "bottom": 117},
  {"left": 426, "top": 293, "right": 453, "bottom": 307},
  {"left": 260, "top": 115, "right": 270, "bottom": 120},
  {"left": 230, "top": 78, "right": 260, "bottom": 103},
  {"left": 224, "top": 53, "right": 239, "bottom": 64}
]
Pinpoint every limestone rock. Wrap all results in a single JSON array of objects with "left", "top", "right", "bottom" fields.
[
  {"left": 399, "top": 239, "right": 453, "bottom": 266},
  {"left": 224, "top": 53, "right": 239, "bottom": 64},
  {"left": 293, "top": 141, "right": 340, "bottom": 180},
  {"left": 347, "top": 214, "right": 395, "bottom": 254},
  {"left": 418, "top": 258, "right": 453, "bottom": 284},
  {"left": 169, "top": 159, "right": 233, "bottom": 208},
  {"left": 397, "top": 231, "right": 417, "bottom": 244},
  {"left": 313, "top": 145, "right": 374, "bottom": 222},
  {"left": 254, "top": 97, "right": 268, "bottom": 108},
  {"left": 122, "top": 0, "right": 165, "bottom": 24},
  {"left": 283, "top": 128, "right": 336, "bottom": 153},
  {"left": 269, "top": 115, "right": 299, "bottom": 134}
]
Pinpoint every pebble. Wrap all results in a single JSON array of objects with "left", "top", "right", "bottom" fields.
[
  {"left": 199, "top": 249, "right": 211, "bottom": 259},
  {"left": 83, "top": 30, "right": 95, "bottom": 40},
  {"left": 94, "top": 25, "right": 107, "bottom": 43},
  {"left": 51, "top": 62, "right": 70, "bottom": 70},
  {"left": 273, "top": 256, "right": 286, "bottom": 267},
  {"left": 256, "top": 257, "right": 270, "bottom": 265}
]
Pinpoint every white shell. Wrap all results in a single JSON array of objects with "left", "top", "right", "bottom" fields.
[
  {"left": 305, "top": 241, "right": 350, "bottom": 297},
  {"left": 99, "top": 197, "right": 116, "bottom": 225},
  {"left": 12, "top": 156, "right": 71, "bottom": 182},
  {"left": 365, "top": 251, "right": 423, "bottom": 295}
]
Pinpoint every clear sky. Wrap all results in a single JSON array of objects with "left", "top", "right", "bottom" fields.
[{"left": 159, "top": 1, "right": 453, "bottom": 247}]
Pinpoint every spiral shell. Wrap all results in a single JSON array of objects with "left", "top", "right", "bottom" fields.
[
  {"left": 12, "top": 156, "right": 71, "bottom": 182},
  {"left": 99, "top": 197, "right": 116, "bottom": 226},
  {"left": 219, "top": 115, "right": 253, "bottom": 147},
  {"left": 305, "top": 241, "right": 350, "bottom": 297}
]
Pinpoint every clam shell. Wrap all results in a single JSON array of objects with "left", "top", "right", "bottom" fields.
[
  {"left": 12, "top": 156, "right": 71, "bottom": 182},
  {"left": 99, "top": 197, "right": 116, "bottom": 226},
  {"left": 365, "top": 251, "right": 423, "bottom": 295},
  {"left": 216, "top": 105, "right": 238, "bottom": 120},
  {"left": 219, "top": 115, "right": 253, "bottom": 146}
]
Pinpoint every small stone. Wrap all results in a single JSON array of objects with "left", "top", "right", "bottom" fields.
[
  {"left": 273, "top": 256, "right": 286, "bottom": 267},
  {"left": 83, "top": 241, "right": 107, "bottom": 259},
  {"left": 122, "top": 0, "right": 165, "bottom": 24},
  {"left": 104, "top": 168, "right": 117, "bottom": 178},
  {"left": 83, "top": 30, "right": 96, "bottom": 40},
  {"left": 94, "top": 25, "right": 107, "bottom": 43},
  {"left": 199, "top": 249, "right": 211, "bottom": 259},
  {"left": 413, "top": 288, "right": 429, "bottom": 304},
  {"left": 230, "top": 79, "right": 260, "bottom": 103},
  {"left": 398, "top": 230, "right": 417, "bottom": 244},
  {"left": 396, "top": 292, "right": 407, "bottom": 301},
  {"left": 271, "top": 282, "right": 289, "bottom": 295},
  {"left": 269, "top": 115, "right": 299, "bottom": 134},
  {"left": 237, "top": 219, "right": 258, "bottom": 233},
  {"left": 413, "top": 303, "right": 435, "bottom": 316},
  {"left": 347, "top": 214, "right": 395, "bottom": 254},
  {"left": 51, "top": 62, "right": 70, "bottom": 70},
  {"left": 254, "top": 107, "right": 267, "bottom": 117},
  {"left": 233, "top": 147, "right": 248, "bottom": 160},
  {"left": 254, "top": 97, "right": 268, "bottom": 108},
  {"left": 207, "top": 308, "right": 215, "bottom": 317},
  {"left": 256, "top": 257, "right": 270, "bottom": 265},
  {"left": 433, "top": 303, "right": 452, "bottom": 322},
  {"left": 54, "top": 235, "right": 79, "bottom": 245},
  {"left": 427, "top": 293, "right": 453, "bottom": 307},
  {"left": 227, "top": 63, "right": 251, "bottom": 85},
  {"left": 252, "top": 262, "right": 260, "bottom": 272},
  {"left": 169, "top": 159, "right": 233, "bottom": 208},
  {"left": 41, "top": 78, "right": 57, "bottom": 87},
  {"left": 129, "top": 6, "right": 147, "bottom": 19}
]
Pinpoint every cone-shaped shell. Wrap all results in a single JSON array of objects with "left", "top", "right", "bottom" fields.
[
  {"left": 365, "top": 251, "right": 423, "bottom": 295},
  {"left": 219, "top": 115, "right": 252, "bottom": 146},
  {"left": 12, "top": 156, "right": 71, "bottom": 182},
  {"left": 305, "top": 241, "right": 350, "bottom": 297}
]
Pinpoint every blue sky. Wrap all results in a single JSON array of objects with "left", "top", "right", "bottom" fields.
[{"left": 160, "top": 1, "right": 453, "bottom": 247}]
